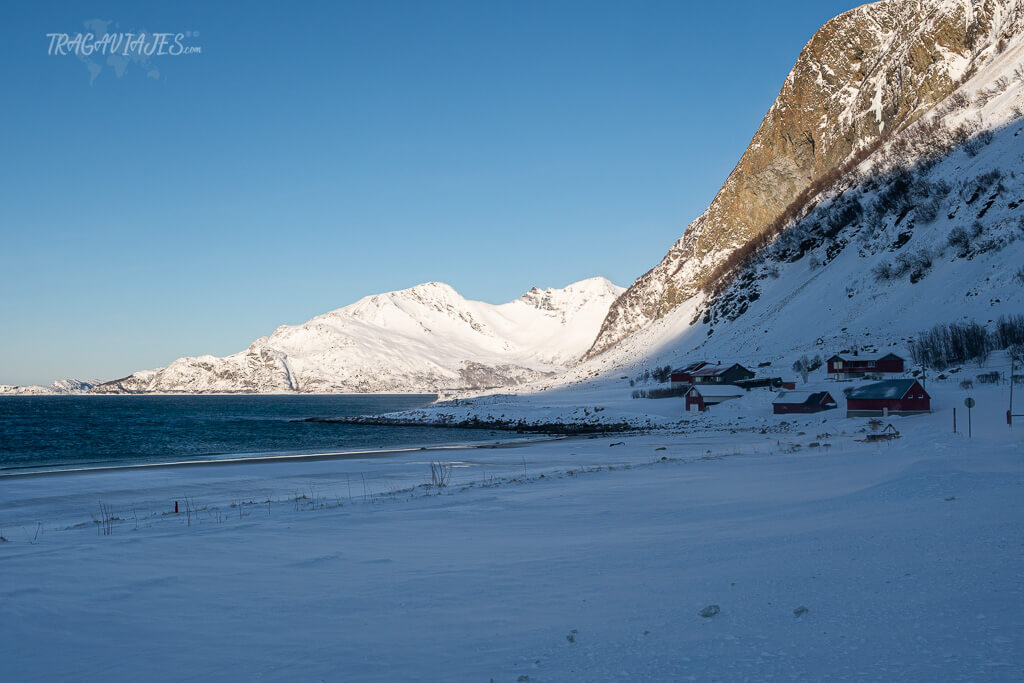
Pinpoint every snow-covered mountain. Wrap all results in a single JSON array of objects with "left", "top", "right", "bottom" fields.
[
  {"left": 566, "top": 0, "right": 1024, "bottom": 377},
  {"left": 94, "top": 278, "right": 624, "bottom": 394},
  {"left": 588, "top": 0, "right": 1024, "bottom": 357},
  {"left": 394, "top": 0, "right": 1024, "bottom": 427},
  {"left": 0, "top": 379, "right": 99, "bottom": 396}
]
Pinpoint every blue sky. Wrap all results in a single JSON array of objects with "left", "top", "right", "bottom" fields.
[{"left": 0, "top": 0, "right": 863, "bottom": 385}]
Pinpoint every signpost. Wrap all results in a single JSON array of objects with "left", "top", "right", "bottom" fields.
[
  {"left": 964, "top": 397, "right": 975, "bottom": 438},
  {"left": 1010, "top": 356, "right": 1023, "bottom": 428}
]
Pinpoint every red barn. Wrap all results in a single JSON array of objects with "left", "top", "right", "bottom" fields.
[
  {"left": 772, "top": 391, "right": 838, "bottom": 414},
  {"left": 845, "top": 379, "right": 930, "bottom": 417},
  {"left": 827, "top": 353, "right": 905, "bottom": 379}
]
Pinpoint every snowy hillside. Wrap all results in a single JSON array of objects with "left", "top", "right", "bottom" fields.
[
  {"left": 395, "top": 6, "right": 1024, "bottom": 427},
  {"left": 0, "top": 379, "right": 98, "bottom": 396},
  {"left": 590, "top": 0, "right": 1024, "bottom": 356},
  {"left": 94, "top": 278, "right": 623, "bottom": 394}
]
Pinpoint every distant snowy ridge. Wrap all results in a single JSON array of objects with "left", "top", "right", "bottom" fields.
[
  {"left": 0, "top": 379, "right": 99, "bottom": 396},
  {"left": 93, "top": 278, "right": 624, "bottom": 394}
]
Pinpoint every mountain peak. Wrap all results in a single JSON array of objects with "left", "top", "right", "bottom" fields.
[
  {"left": 92, "top": 277, "right": 622, "bottom": 394},
  {"left": 587, "top": 0, "right": 1024, "bottom": 357}
]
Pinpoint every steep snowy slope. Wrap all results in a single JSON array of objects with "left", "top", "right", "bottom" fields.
[
  {"left": 398, "top": 11, "right": 1024, "bottom": 425},
  {"left": 589, "top": 0, "right": 1024, "bottom": 357},
  {"left": 94, "top": 278, "right": 623, "bottom": 394}
]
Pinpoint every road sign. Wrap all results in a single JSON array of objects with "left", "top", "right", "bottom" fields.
[{"left": 964, "top": 397, "right": 976, "bottom": 408}]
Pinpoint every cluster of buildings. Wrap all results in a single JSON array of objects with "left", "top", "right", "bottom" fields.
[{"left": 667, "top": 354, "right": 931, "bottom": 418}]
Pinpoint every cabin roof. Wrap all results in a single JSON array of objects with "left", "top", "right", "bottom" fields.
[
  {"left": 846, "top": 379, "right": 922, "bottom": 400},
  {"left": 671, "top": 361, "right": 709, "bottom": 374},
  {"left": 773, "top": 391, "right": 833, "bottom": 405},
  {"left": 691, "top": 363, "right": 749, "bottom": 377}
]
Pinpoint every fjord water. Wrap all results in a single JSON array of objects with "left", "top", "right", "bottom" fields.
[{"left": 0, "top": 395, "right": 504, "bottom": 474}]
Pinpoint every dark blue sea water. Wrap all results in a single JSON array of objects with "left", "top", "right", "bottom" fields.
[{"left": 0, "top": 395, "right": 504, "bottom": 474}]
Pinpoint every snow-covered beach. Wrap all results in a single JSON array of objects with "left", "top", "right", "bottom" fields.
[
  {"left": 2, "top": 380, "right": 1021, "bottom": 681},
  {"left": 6, "top": 1, "right": 1024, "bottom": 680}
]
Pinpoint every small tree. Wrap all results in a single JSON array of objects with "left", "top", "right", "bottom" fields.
[{"left": 793, "top": 355, "right": 811, "bottom": 383}]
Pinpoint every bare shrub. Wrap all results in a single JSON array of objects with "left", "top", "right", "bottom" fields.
[
  {"left": 947, "top": 91, "right": 970, "bottom": 111},
  {"left": 897, "top": 249, "right": 933, "bottom": 282},
  {"left": 917, "top": 195, "right": 943, "bottom": 223},
  {"left": 964, "top": 130, "right": 994, "bottom": 156},
  {"left": 652, "top": 365, "right": 672, "bottom": 383},
  {"left": 909, "top": 321, "right": 991, "bottom": 369},
  {"left": 950, "top": 123, "right": 974, "bottom": 147},
  {"left": 992, "top": 314, "right": 1024, "bottom": 349},
  {"left": 793, "top": 356, "right": 810, "bottom": 383},
  {"left": 947, "top": 225, "right": 971, "bottom": 257},
  {"left": 430, "top": 462, "right": 453, "bottom": 488},
  {"left": 97, "top": 502, "right": 114, "bottom": 536},
  {"left": 634, "top": 385, "right": 687, "bottom": 399},
  {"left": 872, "top": 259, "right": 895, "bottom": 281}
]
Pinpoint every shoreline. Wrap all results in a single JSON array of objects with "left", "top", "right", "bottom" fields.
[
  {"left": 0, "top": 434, "right": 569, "bottom": 480},
  {"left": 304, "top": 414, "right": 642, "bottom": 435}
]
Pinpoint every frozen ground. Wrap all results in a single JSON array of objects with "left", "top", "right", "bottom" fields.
[{"left": 1, "top": 393, "right": 1022, "bottom": 681}]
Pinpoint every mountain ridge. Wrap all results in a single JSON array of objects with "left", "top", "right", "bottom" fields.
[
  {"left": 92, "top": 277, "right": 624, "bottom": 394},
  {"left": 587, "top": 0, "right": 1024, "bottom": 358}
]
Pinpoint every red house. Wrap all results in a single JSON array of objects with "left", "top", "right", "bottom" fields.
[
  {"left": 827, "top": 353, "right": 905, "bottom": 379},
  {"left": 772, "top": 391, "right": 838, "bottom": 414},
  {"left": 685, "top": 385, "right": 744, "bottom": 412},
  {"left": 845, "top": 379, "right": 930, "bottom": 417},
  {"left": 671, "top": 361, "right": 710, "bottom": 387}
]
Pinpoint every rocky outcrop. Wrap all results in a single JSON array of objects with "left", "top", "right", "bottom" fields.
[{"left": 587, "top": 0, "right": 1024, "bottom": 357}]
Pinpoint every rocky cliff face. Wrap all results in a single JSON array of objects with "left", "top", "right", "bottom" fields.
[{"left": 587, "top": 0, "right": 1024, "bottom": 357}]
